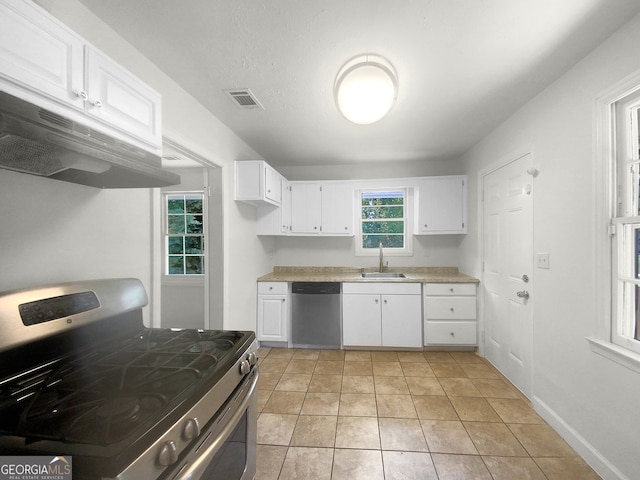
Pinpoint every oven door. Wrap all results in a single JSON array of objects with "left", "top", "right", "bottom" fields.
[{"left": 166, "top": 368, "right": 257, "bottom": 480}]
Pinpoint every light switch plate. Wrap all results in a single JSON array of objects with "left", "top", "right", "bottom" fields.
[{"left": 536, "top": 253, "right": 550, "bottom": 269}]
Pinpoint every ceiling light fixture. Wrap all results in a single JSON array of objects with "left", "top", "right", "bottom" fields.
[{"left": 334, "top": 54, "right": 398, "bottom": 125}]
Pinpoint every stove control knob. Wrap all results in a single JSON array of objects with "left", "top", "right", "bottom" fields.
[
  {"left": 183, "top": 417, "right": 200, "bottom": 440},
  {"left": 247, "top": 352, "right": 257, "bottom": 366},
  {"left": 240, "top": 359, "right": 251, "bottom": 375},
  {"left": 158, "top": 440, "right": 178, "bottom": 467}
]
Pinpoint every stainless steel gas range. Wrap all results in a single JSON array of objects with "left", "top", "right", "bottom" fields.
[{"left": 0, "top": 278, "right": 258, "bottom": 480}]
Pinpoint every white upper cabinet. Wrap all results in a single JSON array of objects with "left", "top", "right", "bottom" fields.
[
  {"left": 290, "top": 182, "right": 322, "bottom": 234},
  {"left": 289, "top": 182, "right": 354, "bottom": 236},
  {"left": 0, "top": 0, "right": 162, "bottom": 152},
  {"left": 84, "top": 48, "right": 161, "bottom": 148},
  {"left": 415, "top": 175, "right": 467, "bottom": 234},
  {"left": 0, "top": 0, "right": 84, "bottom": 108},
  {"left": 321, "top": 183, "right": 354, "bottom": 235},
  {"left": 235, "top": 160, "right": 283, "bottom": 207}
]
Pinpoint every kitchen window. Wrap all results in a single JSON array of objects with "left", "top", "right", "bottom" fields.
[
  {"left": 165, "top": 193, "right": 205, "bottom": 275},
  {"left": 356, "top": 189, "right": 412, "bottom": 256}
]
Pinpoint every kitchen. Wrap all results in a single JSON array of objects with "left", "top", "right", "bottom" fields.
[{"left": 1, "top": 0, "right": 640, "bottom": 479}]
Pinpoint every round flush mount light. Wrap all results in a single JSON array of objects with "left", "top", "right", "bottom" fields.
[{"left": 334, "top": 54, "right": 398, "bottom": 125}]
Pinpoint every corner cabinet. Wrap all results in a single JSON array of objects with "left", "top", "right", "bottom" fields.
[
  {"left": 423, "top": 283, "right": 477, "bottom": 346},
  {"left": 0, "top": 0, "right": 162, "bottom": 153},
  {"left": 415, "top": 176, "right": 467, "bottom": 234},
  {"left": 257, "top": 282, "right": 289, "bottom": 343},
  {"left": 235, "top": 160, "right": 283, "bottom": 207},
  {"left": 343, "top": 282, "right": 422, "bottom": 348}
]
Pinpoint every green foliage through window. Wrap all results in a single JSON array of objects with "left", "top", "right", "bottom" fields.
[
  {"left": 361, "top": 191, "right": 405, "bottom": 249},
  {"left": 166, "top": 194, "right": 205, "bottom": 275}
]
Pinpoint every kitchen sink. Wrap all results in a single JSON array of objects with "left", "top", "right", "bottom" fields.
[{"left": 360, "top": 272, "right": 406, "bottom": 279}]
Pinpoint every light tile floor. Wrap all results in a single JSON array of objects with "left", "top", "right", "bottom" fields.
[{"left": 255, "top": 348, "right": 601, "bottom": 480}]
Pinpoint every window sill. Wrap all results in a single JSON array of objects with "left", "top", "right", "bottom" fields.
[
  {"left": 586, "top": 337, "right": 640, "bottom": 374},
  {"left": 162, "top": 275, "right": 205, "bottom": 287}
]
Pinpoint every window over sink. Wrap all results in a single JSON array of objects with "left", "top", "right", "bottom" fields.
[{"left": 356, "top": 189, "right": 412, "bottom": 256}]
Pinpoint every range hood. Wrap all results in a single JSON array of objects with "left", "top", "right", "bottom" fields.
[{"left": 0, "top": 91, "right": 180, "bottom": 188}]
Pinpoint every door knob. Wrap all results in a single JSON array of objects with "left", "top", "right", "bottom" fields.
[{"left": 516, "top": 290, "right": 530, "bottom": 300}]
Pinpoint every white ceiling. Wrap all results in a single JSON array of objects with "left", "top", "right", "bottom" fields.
[{"left": 77, "top": 0, "right": 640, "bottom": 168}]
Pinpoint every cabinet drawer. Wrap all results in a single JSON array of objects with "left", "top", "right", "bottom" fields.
[
  {"left": 257, "top": 282, "right": 288, "bottom": 295},
  {"left": 426, "top": 321, "right": 477, "bottom": 345},
  {"left": 425, "top": 297, "right": 476, "bottom": 319},
  {"left": 425, "top": 283, "right": 476, "bottom": 296},
  {"left": 343, "top": 282, "right": 421, "bottom": 295}
]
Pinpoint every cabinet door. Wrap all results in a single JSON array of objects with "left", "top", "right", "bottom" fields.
[
  {"left": 257, "top": 295, "right": 288, "bottom": 342},
  {"left": 416, "top": 176, "right": 467, "bottom": 234},
  {"left": 290, "top": 183, "right": 322, "bottom": 234},
  {"left": 343, "top": 294, "right": 382, "bottom": 346},
  {"left": 0, "top": 0, "right": 84, "bottom": 108},
  {"left": 264, "top": 165, "right": 282, "bottom": 205},
  {"left": 321, "top": 183, "right": 354, "bottom": 235},
  {"left": 281, "top": 179, "right": 292, "bottom": 233},
  {"left": 85, "top": 47, "right": 162, "bottom": 149},
  {"left": 381, "top": 294, "right": 423, "bottom": 347}
]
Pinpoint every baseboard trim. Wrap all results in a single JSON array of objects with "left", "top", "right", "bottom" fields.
[{"left": 532, "top": 395, "right": 629, "bottom": 480}]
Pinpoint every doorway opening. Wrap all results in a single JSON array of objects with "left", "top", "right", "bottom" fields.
[{"left": 152, "top": 139, "right": 223, "bottom": 330}]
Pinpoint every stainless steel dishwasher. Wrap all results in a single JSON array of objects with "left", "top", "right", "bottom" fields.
[{"left": 291, "top": 282, "right": 341, "bottom": 349}]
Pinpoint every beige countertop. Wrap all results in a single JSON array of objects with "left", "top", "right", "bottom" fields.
[{"left": 257, "top": 266, "right": 479, "bottom": 284}]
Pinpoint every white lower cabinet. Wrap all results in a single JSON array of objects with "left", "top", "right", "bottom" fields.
[
  {"left": 343, "top": 283, "right": 422, "bottom": 348},
  {"left": 423, "top": 283, "right": 477, "bottom": 346},
  {"left": 257, "top": 282, "right": 289, "bottom": 343}
]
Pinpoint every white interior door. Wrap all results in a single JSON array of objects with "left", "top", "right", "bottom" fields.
[{"left": 482, "top": 153, "right": 534, "bottom": 398}]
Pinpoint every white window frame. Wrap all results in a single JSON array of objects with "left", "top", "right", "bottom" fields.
[
  {"left": 163, "top": 191, "right": 206, "bottom": 285},
  {"left": 589, "top": 71, "right": 640, "bottom": 372},
  {"left": 355, "top": 188, "right": 413, "bottom": 257}
]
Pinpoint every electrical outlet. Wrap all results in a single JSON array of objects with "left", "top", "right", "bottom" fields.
[{"left": 536, "top": 253, "right": 550, "bottom": 269}]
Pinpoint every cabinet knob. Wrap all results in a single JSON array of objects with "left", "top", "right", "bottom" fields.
[
  {"left": 384, "top": 299, "right": 388, "bottom": 304},
  {"left": 450, "top": 307, "right": 454, "bottom": 312},
  {"left": 450, "top": 288, "right": 454, "bottom": 292},
  {"left": 424, "top": 224, "right": 428, "bottom": 228},
  {"left": 450, "top": 332, "right": 455, "bottom": 337},
  {"left": 375, "top": 298, "right": 379, "bottom": 303},
  {"left": 91, "top": 99, "right": 103, "bottom": 109},
  {"left": 76, "top": 89, "right": 88, "bottom": 101}
]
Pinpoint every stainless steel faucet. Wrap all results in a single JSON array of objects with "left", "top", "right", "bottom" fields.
[{"left": 379, "top": 242, "right": 384, "bottom": 272}]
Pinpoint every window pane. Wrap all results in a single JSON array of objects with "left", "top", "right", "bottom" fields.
[
  {"left": 362, "top": 221, "right": 404, "bottom": 234},
  {"left": 168, "top": 236, "right": 183, "bottom": 254},
  {"left": 186, "top": 215, "right": 203, "bottom": 234},
  {"left": 185, "top": 236, "right": 203, "bottom": 254},
  {"left": 168, "top": 215, "right": 185, "bottom": 234},
  {"left": 167, "top": 197, "right": 185, "bottom": 214},
  {"left": 186, "top": 197, "right": 203, "bottom": 214},
  {"left": 363, "top": 234, "right": 404, "bottom": 249},
  {"left": 362, "top": 205, "right": 404, "bottom": 219},
  {"left": 168, "top": 256, "right": 184, "bottom": 274},
  {"left": 185, "top": 256, "right": 204, "bottom": 274}
]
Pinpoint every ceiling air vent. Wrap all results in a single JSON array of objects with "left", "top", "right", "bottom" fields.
[{"left": 224, "top": 89, "right": 264, "bottom": 110}]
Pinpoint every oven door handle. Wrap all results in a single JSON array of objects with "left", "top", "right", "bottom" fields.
[{"left": 172, "top": 371, "right": 257, "bottom": 480}]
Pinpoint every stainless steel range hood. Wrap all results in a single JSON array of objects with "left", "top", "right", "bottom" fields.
[{"left": 0, "top": 91, "right": 180, "bottom": 188}]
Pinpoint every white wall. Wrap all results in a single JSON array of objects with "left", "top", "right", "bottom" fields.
[
  {"left": 0, "top": 169, "right": 155, "bottom": 323},
  {"left": 458, "top": 12, "right": 640, "bottom": 480},
  {"left": 14, "top": 0, "right": 274, "bottom": 331}
]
